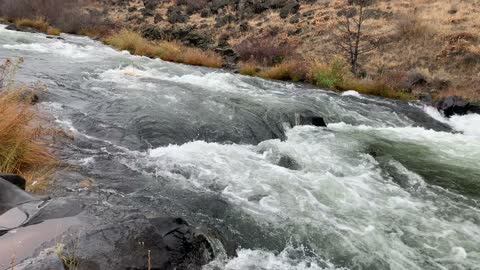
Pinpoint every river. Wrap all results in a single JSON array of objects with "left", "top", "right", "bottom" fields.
[{"left": 1, "top": 25, "right": 480, "bottom": 270}]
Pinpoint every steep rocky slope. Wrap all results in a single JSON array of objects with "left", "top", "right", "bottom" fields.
[{"left": 102, "top": 0, "right": 480, "bottom": 100}]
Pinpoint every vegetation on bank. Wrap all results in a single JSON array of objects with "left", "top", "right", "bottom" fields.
[
  {"left": 14, "top": 17, "right": 61, "bottom": 35},
  {"left": 240, "top": 58, "right": 414, "bottom": 100},
  {"left": 1, "top": 0, "right": 469, "bottom": 101},
  {"left": 104, "top": 29, "right": 224, "bottom": 68},
  {"left": 0, "top": 58, "right": 57, "bottom": 191}
]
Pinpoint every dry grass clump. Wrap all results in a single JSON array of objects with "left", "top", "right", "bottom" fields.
[
  {"left": 155, "top": 41, "right": 183, "bottom": 62},
  {"left": 105, "top": 29, "right": 223, "bottom": 68},
  {"left": 180, "top": 48, "right": 224, "bottom": 68},
  {"left": 395, "top": 14, "right": 434, "bottom": 41},
  {"left": 307, "top": 58, "right": 413, "bottom": 99},
  {"left": 104, "top": 29, "right": 158, "bottom": 57},
  {"left": 0, "top": 59, "right": 57, "bottom": 191},
  {"left": 341, "top": 79, "right": 413, "bottom": 100},
  {"left": 14, "top": 17, "right": 61, "bottom": 36},
  {"left": 239, "top": 61, "right": 261, "bottom": 76},
  {"left": 259, "top": 60, "right": 307, "bottom": 82},
  {"left": 78, "top": 26, "right": 112, "bottom": 39}
]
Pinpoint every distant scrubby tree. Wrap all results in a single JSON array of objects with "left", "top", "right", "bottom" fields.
[{"left": 334, "top": 0, "right": 383, "bottom": 76}]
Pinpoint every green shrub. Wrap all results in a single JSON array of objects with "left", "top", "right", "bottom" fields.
[{"left": 309, "top": 58, "right": 347, "bottom": 89}]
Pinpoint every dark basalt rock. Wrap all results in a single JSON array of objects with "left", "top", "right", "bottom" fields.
[
  {"left": 143, "top": 0, "right": 161, "bottom": 11},
  {"left": 0, "top": 178, "right": 37, "bottom": 215},
  {"left": 215, "top": 14, "right": 236, "bottom": 27},
  {"left": 297, "top": 113, "right": 327, "bottom": 127},
  {"left": 5, "top": 24, "right": 41, "bottom": 34},
  {"left": 0, "top": 173, "right": 26, "bottom": 190},
  {"left": 13, "top": 215, "right": 215, "bottom": 270},
  {"left": 1, "top": 180, "right": 215, "bottom": 270},
  {"left": 279, "top": 0, "right": 300, "bottom": 18},
  {"left": 143, "top": 25, "right": 212, "bottom": 49},
  {"left": 58, "top": 216, "right": 214, "bottom": 270},
  {"left": 436, "top": 96, "right": 479, "bottom": 118},
  {"left": 154, "top": 13, "right": 164, "bottom": 24},
  {"left": 46, "top": 36, "right": 65, "bottom": 40},
  {"left": 277, "top": 155, "right": 301, "bottom": 170},
  {"left": 167, "top": 6, "right": 189, "bottom": 24}
]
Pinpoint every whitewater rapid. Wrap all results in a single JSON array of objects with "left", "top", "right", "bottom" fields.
[{"left": 1, "top": 25, "right": 480, "bottom": 270}]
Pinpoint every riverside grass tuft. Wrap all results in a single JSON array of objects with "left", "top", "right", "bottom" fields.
[
  {"left": 14, "top": 17, "right": 61, "bottom": 35},
  {"left": 104, "top": 29, "right": 224, "bottom": 68},
  {"left": 0, "top": 58, "right": 58, "bottom": 191}
]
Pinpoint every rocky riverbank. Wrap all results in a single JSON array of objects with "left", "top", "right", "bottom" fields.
[{"left": 0, "top": 174, "right": 221, "bottom": 270}]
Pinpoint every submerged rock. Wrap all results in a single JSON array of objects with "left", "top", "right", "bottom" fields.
[
  {"left": 277, "top": 155, "right": 301, "bottom": 170},
  {"left": 296, "top": 113, "right": 327, "bottom": 127},
  {"left": 5, "top": 24, "right": 41, "bottom": 34}
]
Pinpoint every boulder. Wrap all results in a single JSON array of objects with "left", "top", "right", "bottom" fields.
[
  {"left": 0, "top": 173, "right": 26, "bottom": 190},
  {"left": 279, "top": 0, "right": 300, "bottom": 18},
  {"left": 469, "top": 105, "right": 480, "bottom": 114},
  {"left": 14, "top": 248, "right": 65, "bottom": 270},
  {"left": 436, "top": 96, "right": 475, "bottom": 117},
  {"left": 57, "top": 216, "right": 214, "bottom": 270},
  {"left": 0, "top": 178, "right": 37, "bottom": 215},
  {"left": 167, "top": 6, "right": 189, "bottom": 23},
  {"left": 277, "top": 155, "right": 301, "bottom": 170}
]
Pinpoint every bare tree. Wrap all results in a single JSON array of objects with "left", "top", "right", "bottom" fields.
[{"left": 334, "top": 0, "right": 381, "bottom": 76}]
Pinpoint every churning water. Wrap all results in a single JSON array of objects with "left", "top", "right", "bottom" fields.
[{"left": 1, "top": 25, "right": 480, "bottom": 270}]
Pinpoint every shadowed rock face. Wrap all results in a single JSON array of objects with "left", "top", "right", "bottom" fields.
[
  {"left": 0, "top": 174, "right": 26, "bottom": 190},
  {"left": 0, "top": 178, "right": 37, "bottom": 216},
  {"left": 10, "top": 216, "right": 215, "bottom": 270},
  {"left": 0, "top": 177, "right": 216, "bottom": 270},
  {"left": 67, "top": 217, "right": 214, "bottom": 270},
  {"left": 436, "top": 96, "right": 480, "bottom": 118}
]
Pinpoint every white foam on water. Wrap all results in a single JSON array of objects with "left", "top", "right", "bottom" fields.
[
  {"left": 96, "top": 66, "right": 291, "bottom": 96},
  {"left": 341, "top": 90, "right": 362, "bottom": 98},
  {"left": 2, "top": 40, "right": 118, "bottom": 59},
  {"left": 449, "top": 113, "right": 480, "bottom": 137},
  {"left": 119, "top": 125, "right": 480, "bottom": 269},
  {"left": 204, "top": 245, "right": 347, "bottom": 270},
  {"left": 423, "top": 106, "right": 480, "bottom": 137}
]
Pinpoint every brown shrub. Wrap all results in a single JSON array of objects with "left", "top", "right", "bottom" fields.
[
  {"left": 179, "top": 48, "right": 224, "bottom": 68},
  {"left": 14, "top": 17, "right": 61, "bottom": 35},
  {"left": 0, "top": 0, "right": 111, "bottom": 35},
  {"left": 105, "top": 29, "right": 224, "bottom": 68},
  {"left": 104, "top": 29, "right": 158, "bottom": 57},
  {"left": 239, "top": 61, "right": 260, "bottom": 76},
  {"left": 175, "top": 0, "right": 208, "bottom": 13},
  {"left": 14, "top": 17, "right": 49, "bottom": 32},
  {"left": 395, "top": 14, "right": 434, "bottom": 40},
  {"left": 233, "top": 34, "right": 300, "bottom": 66}
]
